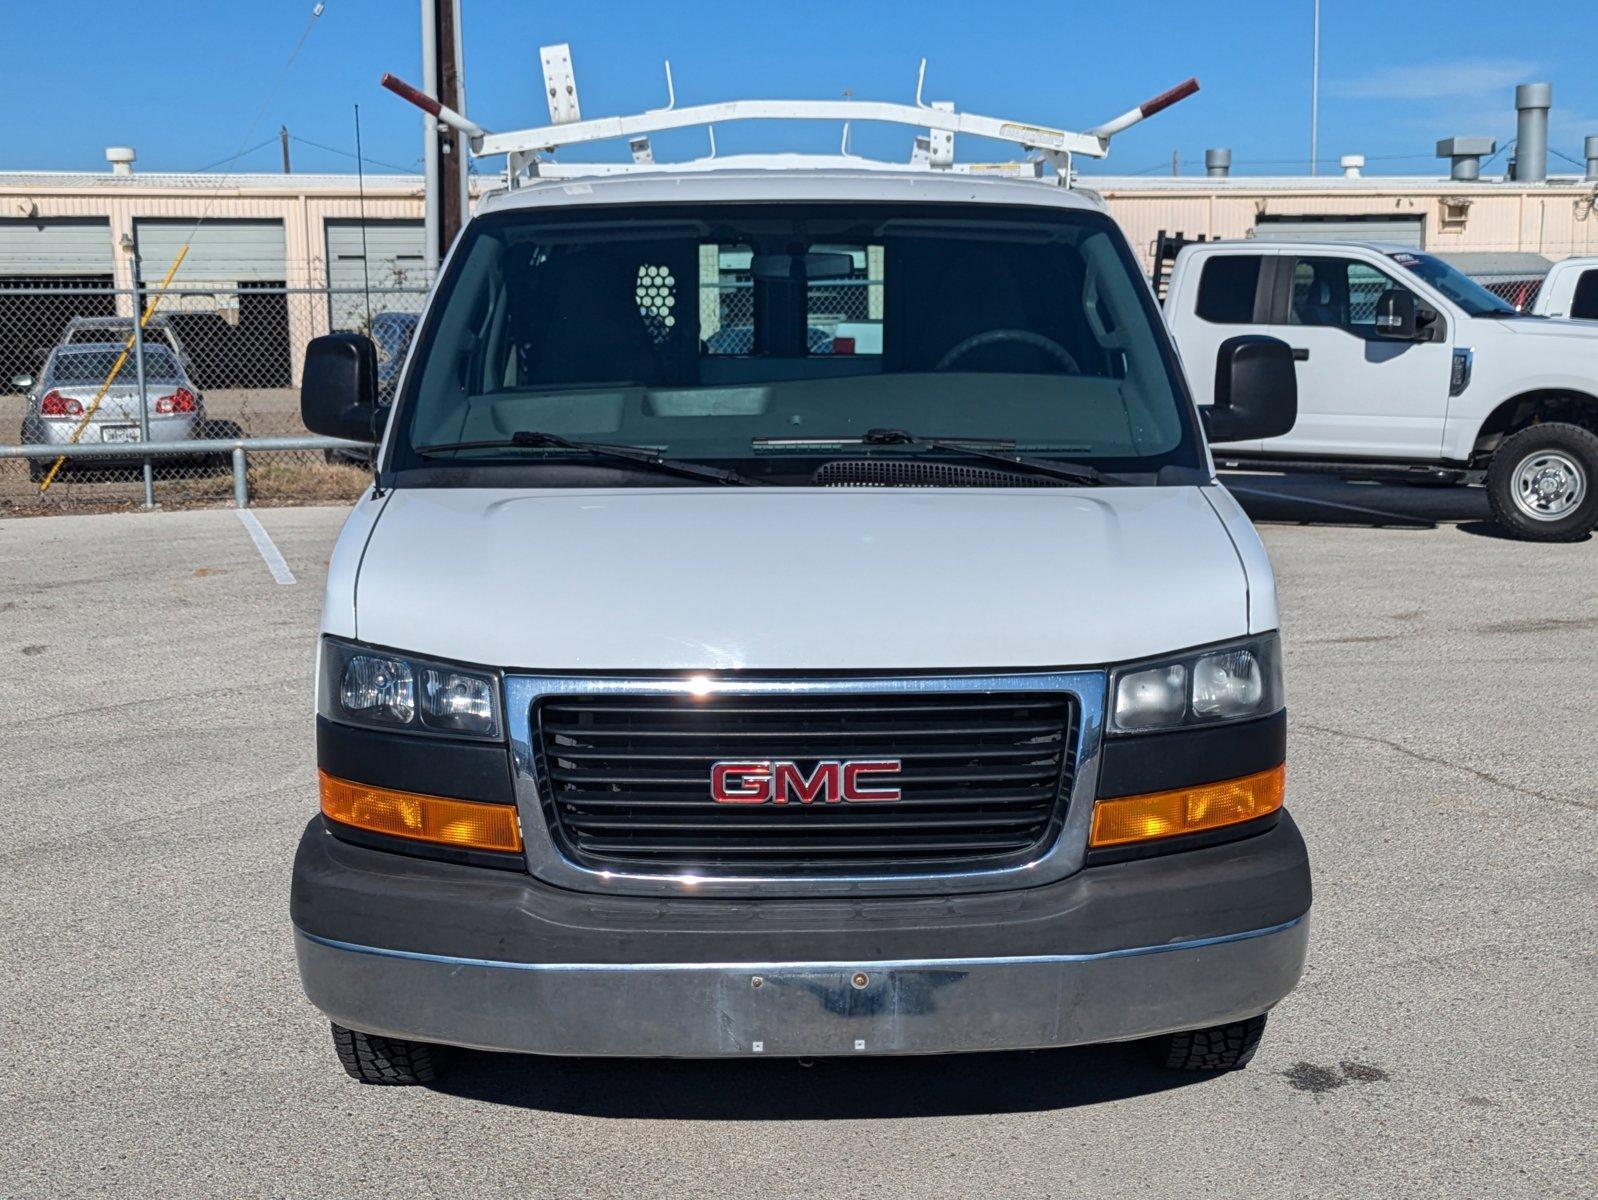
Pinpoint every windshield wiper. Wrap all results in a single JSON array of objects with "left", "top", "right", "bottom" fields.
[
  {"left": 414, "top": 431, "right": 758, "bottom": 486},
  {"left": 851, "top": 427, "right": 1118, "bottom": 487}
]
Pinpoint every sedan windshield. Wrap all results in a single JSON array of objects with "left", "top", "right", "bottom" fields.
[
  {"left": 391, "top": 202, "right": 1203, "bottom": 483},
  {"left": 1385, "top": 251, "right": 1520, "bottom": 317}
]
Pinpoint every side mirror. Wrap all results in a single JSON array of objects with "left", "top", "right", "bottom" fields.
[
  {"left": 301, "top": 333, "right": 378, "bottom": 441},
  {"left": 1373, "top": 289, "right": 1419, "bottom": 340},
  {"left": 10, "top": 373, "right": 34, "bottom": 391},
  {"left": 1203, "top": 335, "right": 1298, "bottom": 443}
]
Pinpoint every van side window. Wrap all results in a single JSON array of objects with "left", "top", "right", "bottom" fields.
[
  {"left": 1571, "top": 269, "right": 1598, "bottom": 320},
  {"left": 1195, "top": 255, "right": 1262, "bottom": 324},
  {"left": 1289, "top": 257, "right": 1411, "bottom": 334}
]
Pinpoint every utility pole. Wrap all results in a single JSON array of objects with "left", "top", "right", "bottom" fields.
[
  {"left": 280, "top": 125, "right": 291, "bottom": 174},
  {"left": 422, "top": 0, "right": 468, "bottom": 273},
  {"left": 1309, "top": 0, "right": 1321, "bottom": 175}
]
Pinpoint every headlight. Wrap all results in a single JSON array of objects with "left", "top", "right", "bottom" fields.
[
  {"left": 1109, "top": 634, "right": 1283, "bottom": 733},
  {"left": 318, "top": 637, "right": 503, "bottom": 740}
]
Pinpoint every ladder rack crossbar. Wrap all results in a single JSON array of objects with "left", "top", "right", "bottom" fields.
[{"left": 474, "top": 98, "right": 1108, "bottom": 161}]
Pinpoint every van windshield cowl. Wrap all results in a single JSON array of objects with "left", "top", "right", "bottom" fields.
[{"left": 388, "top": 202, "right": 1205, "bottom": 486}]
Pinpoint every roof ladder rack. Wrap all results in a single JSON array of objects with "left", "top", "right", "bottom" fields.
[{"left": 381, "top": 45, "right": 1198, "bottom": 190}]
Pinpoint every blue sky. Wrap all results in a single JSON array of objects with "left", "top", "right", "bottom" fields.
[{"left": 8, "top": 1, "right": 1597, "bottom": 178}]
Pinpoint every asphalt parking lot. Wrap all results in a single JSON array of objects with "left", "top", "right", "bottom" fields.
[{"left": 2, "top": 481, "right": 1594, "bottom": 1199}]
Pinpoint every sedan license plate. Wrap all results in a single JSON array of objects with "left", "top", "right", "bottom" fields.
[{"left": 101, "top": 425, "right": 141, "bottom": 443}]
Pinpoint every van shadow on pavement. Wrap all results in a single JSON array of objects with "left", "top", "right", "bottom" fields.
[
  {"left": 1220, "top": 472, "right": 1492, "bottom": 531},
  {"left": 427, "top": 1041, "right": 1206, "bottom": 1119}
]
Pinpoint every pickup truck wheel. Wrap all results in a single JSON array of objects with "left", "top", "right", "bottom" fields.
[
  {"left": 1160, "top": 1013, "right": 1268, "bottom": 1071},
  {"left": 330, "top": 1022, "right": 447, "bottom": 1085},
  {"left": 1487, "top": 423, "right": 1598, "bottom": 541}
]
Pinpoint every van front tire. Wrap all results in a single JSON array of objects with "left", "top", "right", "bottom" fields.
[
  {"left": 1487, "top": 423, "right": 1598, "bottom": 541},
  {"left": 330, "top": 1022, "right": 448, "bottom": 1085},
  {"left": 1160, "top": 1013, "right": 1268, "bottom": 1071}
]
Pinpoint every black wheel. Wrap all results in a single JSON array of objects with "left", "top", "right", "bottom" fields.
[
  {"left": 1486, "top": 423, "right": 1598, "bottom": 542},
  {"left": 1160, "top": 1013, "right": 1268, "bottom": 1071},
  {"left": 330, "top": 1022, "right": 447, "bottom": 1085},
  {"left": 27, "top": 459, "right": 45, "bottom": 484}
]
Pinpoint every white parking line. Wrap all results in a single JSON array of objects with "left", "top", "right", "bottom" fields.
[{"left": 234, "top": 510, "right": 297, "bottom": 585}]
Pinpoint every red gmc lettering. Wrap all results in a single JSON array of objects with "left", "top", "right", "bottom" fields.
[
  {"left": 710, "top": 761, "right": 772, "bottom": 803},
  {"left": 771, "top": 761, "right": 841, "bottom": 804},
  {"left": 842, "top": 760, "right": 903, "bottom": 802},
  {"left": 712, "top": 759, "right": 902, "bottom": 804}
]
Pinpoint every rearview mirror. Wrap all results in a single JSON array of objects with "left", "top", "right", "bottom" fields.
[
  {"left": 1373, "top": 289, "right": 1419, "bottom": 340},
  {"left": 750, "top": 251, "right": 855, "bottom": 282},
  {"left": 10, "top": 373, "right": 34, "bottom": 391},
  {"left": 1203, "top": 335, "right": 1298, "bottom": 443},
  {"left": 301, "top": 333, "right": 379, "bottom": 441}
]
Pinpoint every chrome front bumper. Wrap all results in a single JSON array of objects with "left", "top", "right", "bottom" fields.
[{"left": 295, "top": 915, "right": 1308, "bottom": 1058}]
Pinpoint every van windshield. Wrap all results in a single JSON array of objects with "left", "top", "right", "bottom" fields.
[{"left": 391, "top": 202, "right": 1203, "bottom": 484}]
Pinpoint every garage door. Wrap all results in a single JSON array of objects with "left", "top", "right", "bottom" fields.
[
  {"left": 0, "top": 217, "right": 114, "bottom": 276},
  {"left": 1252, "top": 215, "right": 1425, "bottom": 247},
  {"left": 324, "top": 220, "right": 425, "bottom": 331},
  {"left": 133, "top": 219, "right": 286, "bottom": 287}
]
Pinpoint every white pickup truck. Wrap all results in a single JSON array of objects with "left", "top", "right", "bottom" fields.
[
  {"left": 1531, "top": 256, "right": 1598, "bottom": 321},
  {"left": 1166, "top": 240, "right": 1598, "bottom": 540}
]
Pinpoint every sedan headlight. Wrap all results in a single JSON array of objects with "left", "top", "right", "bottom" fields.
[
  {"left": 318, "top": 637, "right": 503, "bottom": 740},
  {"left": 1109, "top": 634, "right": 1283, "bottom": 733}
]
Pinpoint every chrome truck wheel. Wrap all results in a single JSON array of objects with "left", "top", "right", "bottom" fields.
[{"left": 1487, "top": 423, "right": 1598, "bottom": 542}]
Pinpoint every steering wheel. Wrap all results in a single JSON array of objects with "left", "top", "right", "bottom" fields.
[{"left": 934, "top": 329, "right": 1080, "bottom": 373}]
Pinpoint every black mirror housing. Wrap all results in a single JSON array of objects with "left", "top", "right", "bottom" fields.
[
  {"left": 1204, "top": 335, "right": 1298, "bottom": 443},
  {"left": 1374, "top": 288, "right": 1419, "bottom": 340},
  {"left": 301, "top": 333, "right": 379, "bottom": 441}
]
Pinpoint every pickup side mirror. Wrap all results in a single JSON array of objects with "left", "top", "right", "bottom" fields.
[
  {"left": 1203, "top": 335, "right": 1298, "bottom": 443},
  {"left": 1373, "top": 288, "right": 1419, "bottom": 340},
  {"left": 301, "top": 333, "right": 378, "bottom": 441}
]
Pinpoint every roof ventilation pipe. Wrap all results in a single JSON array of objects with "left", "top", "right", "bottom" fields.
[
  {"left": 1436, "top": 137, "right": 1496, "bottom": 182},
  {"left": 105, "top": 146, "right": 135, "bottom": 176},
  {"left": 1339, "top": 154, "right": 1364, "bottom": 178},
  {"left": 1513, "top": 82, "right": 1551, "bottom": 182},
  {"left": 1585, "top": 135, "right": 1598, "bottom": 181},
  {"left": 1204, "top": 148, "right": 1231, "bottom": 177}
]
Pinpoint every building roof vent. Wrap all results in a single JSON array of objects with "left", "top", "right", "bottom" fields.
[
  {"left": 1204, "top": 147, "right": 1231, "bottom": 178},
  {"left": 1586, "top": 135, "right": 1598, "bottom": 181},
  {"left": 1513, "top": 82, "right": 1551, "bottom": 183},
  {"left": 1436, "top": 136, "right": 1496, "bottom": 182},
  {"left": 1339, "top": 154, "right": 1365, "bottom": 178},
  {"left": 105, "top": 146, "right": 136, "bottom": 176}
]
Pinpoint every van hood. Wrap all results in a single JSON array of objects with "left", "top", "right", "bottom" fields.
[{"left": 353, "top": 486, "right": 1254, "bottom": 671}]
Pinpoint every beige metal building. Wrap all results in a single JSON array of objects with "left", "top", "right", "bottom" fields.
[{"left": 2, "top": 165, "right": 1595, "bottom": 380}]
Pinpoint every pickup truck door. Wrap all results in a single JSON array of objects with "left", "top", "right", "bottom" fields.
[
  {"left": 1171, "top": 249, "right": 1281, "bottom": 454},
  {"left": 1262, "top": 253, "right": 1453, "bottom": 459}
]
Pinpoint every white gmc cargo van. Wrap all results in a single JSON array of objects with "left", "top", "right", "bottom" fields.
[
  {"left": 291, "top": 84, "right": 1311, "bottom": 1084},
  {"left": 1165, "top": 240, "right": 1598, "bottom": 540}
]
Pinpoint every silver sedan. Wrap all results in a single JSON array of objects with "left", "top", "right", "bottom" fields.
[{"left": 16, "top": 343, "right": 208, "bottom": 480}]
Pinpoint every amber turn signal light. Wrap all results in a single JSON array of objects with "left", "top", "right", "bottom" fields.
[
  {"left": 1089, "top": 764, "right": 1285, "bottom": 848},
  {"left": 318, "top": 771, "right": 523, "bottom": 853}
]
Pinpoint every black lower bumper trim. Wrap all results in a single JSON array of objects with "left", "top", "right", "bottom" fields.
[{"left": 290, "top": 810, "right": 1311, "bottom": 966}]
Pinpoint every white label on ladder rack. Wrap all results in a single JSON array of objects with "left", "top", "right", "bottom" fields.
[{"left": 540, "top": 43, "right": 582, "bottom": 125}]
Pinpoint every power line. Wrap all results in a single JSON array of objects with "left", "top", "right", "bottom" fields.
[
  {"left": 289, "top": 134, "right": 420, "bottom": 174},
  {"left": 189, "top": 136, "right": 279, "bottom": 174}
]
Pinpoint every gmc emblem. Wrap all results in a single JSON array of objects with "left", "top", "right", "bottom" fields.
[{"left": 711, "top": 759, "right": 903, "bottom": 804}]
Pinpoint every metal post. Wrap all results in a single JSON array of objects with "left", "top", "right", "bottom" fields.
[
  {"left": 420, "top": 0, "right": 440, "bottom": 274},
  {"left": 130, "top": 280, "right": 155, "bottom": 508},
  {"left": 1309, "top": 0, "right": 1320, "bottom": 175},
  {"left": 232, "top": 446, "right": 249, "bottom": 508}
]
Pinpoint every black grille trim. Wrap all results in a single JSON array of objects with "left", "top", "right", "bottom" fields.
[{"left": 531, "top": 691, "right": 1078, "bottom": 875}]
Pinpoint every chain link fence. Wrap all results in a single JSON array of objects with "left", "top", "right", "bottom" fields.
[{"left": 0, "top": 278, "right": 428, "bottom": 515}]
